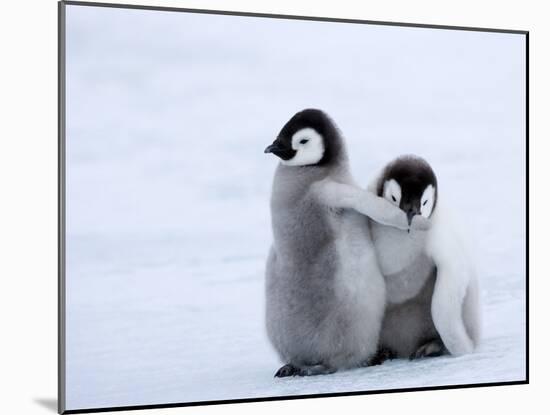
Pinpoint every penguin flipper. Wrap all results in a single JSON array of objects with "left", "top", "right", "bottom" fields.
[
  {"left": 311, "top": 179, "right": 408, "bottom": 230},
  {"left": 426, "top": 207, "right": 479, "bottom": 356}
]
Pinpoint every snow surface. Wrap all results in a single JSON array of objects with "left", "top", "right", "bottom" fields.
[{"left": 64, "top": 4, "right": 526, "bottom": 411}]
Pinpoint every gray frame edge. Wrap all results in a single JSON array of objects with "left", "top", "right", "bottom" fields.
[
  {"left": 62, "top": 0, "right": 528, "bottom": 34},
  {"left": 58, "top": 1, "right": 67, "bottom": 414}
]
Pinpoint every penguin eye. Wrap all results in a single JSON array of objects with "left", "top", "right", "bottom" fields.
[
  {"left": 299, "top": 139, "right": 309, "bottom": 145},
  {"left": 391, "top": 195, "right": 397, "bottom": 202},
  {"left": 422, "top": 200, "right": 428, "bottom": 206}
]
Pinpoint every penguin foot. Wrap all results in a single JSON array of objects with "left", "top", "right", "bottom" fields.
[
  {"left": 362, "top": 347, "right": 396, "bottom": 367},
  {"left": 409, "top": 339, "right": 447, "bottom": 360},
  {"left": 296, "top": 364, "right": 336, "bottom": 376},
  {"left": 274, "top": 364, "right": 299, "bottom": 377},
  {"left": 274, "top": 363, "right": 336, "bottom": 377}
]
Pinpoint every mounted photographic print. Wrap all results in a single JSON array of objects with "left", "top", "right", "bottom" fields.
[{"left": 58, "top": 1, "right": 528, "bottom": 413}]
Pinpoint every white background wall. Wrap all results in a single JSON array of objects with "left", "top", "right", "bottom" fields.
[{"left": 0, "top": 0, "right": 544, "bottom": 414}]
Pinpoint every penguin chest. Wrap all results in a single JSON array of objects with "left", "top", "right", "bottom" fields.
[
  {"left": 370, "top": 221, "right": 434, "bottom": 304},
  {"left": 331, "top": 210, "right": 384, "bottom": 301},
  {"left": 370, "top": 222, "right": 428, "bottom": 275},
  {"left": 384, "top": 254, "right": 435, "bottom": 304}
]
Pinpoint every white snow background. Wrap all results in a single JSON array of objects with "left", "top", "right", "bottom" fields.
[{"left": 64, "top": 4, "right": 526, "bottom": 411}]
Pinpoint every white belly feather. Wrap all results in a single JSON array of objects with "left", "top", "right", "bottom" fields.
[{"left": 370, "top": 221, "right": 434, "bottom": 304}]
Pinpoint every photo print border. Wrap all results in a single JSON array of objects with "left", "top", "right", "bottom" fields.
[{"left": 58, "top": 1, "right": 529, "bottom": 413}]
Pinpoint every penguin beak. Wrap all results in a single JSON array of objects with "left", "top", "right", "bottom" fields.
[
  {"left": 264, "top": 139, "right": 297, "bottom": 160},
  {"left": 264, "top": 142, "right": 284, "bottom": 154},
  {"left": 406, "top": 207, "right": 422, "bottom": 227},
  {"left": 406, "top": 211, "right": 416, "bottom": 227}
]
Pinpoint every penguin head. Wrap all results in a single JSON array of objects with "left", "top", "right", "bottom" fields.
[
  {"left": 378, "top": 155, "right": 438, "bottom": 226},
  {"left": 264, "top": 109, "right": 344, "bottom": 167}
]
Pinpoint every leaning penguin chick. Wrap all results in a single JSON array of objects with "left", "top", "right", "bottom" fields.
[
  {"left": 367, "top": 155, "right": 481, "bottom": 362},
  {"left": 264, "top": 109, "right": 414, "bottom": 378}
]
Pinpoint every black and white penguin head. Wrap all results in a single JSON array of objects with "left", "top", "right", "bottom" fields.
[
  {"left": 264, "top": 109, "right": 345, "bottom": 167},
  {"left": 378, "top": 155, "right": 438, "bottom": 226}
]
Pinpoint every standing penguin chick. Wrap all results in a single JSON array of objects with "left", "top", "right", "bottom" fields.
[
  {"left": 264, "top": 109, "right": 421, "bottom": 377},
  {"left": 368, "top": 155, "right": 481, "bottom": 361}
]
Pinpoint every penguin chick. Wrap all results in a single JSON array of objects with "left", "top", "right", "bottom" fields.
[
  {"left": 264, "top": 109, "right": 422, "bottom": 378},
  {"left": 368, "top": 155, "right": 481, "bottom": 362}
]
